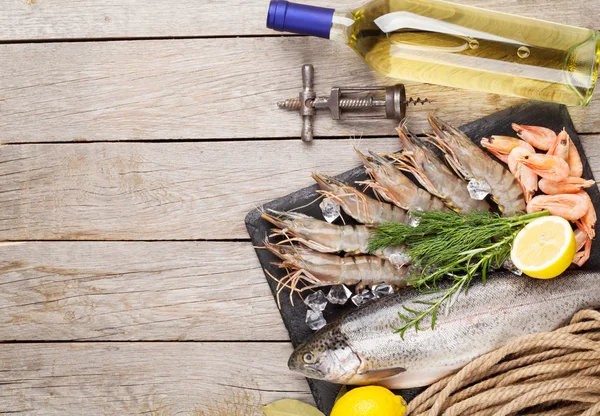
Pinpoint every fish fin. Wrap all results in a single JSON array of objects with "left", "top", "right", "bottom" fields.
[
  {"left": 377, "top": 366, "right": 460, "bottom": 389},
  {"left": 354, "top": 367, "right": 406, "bottom": 384}
]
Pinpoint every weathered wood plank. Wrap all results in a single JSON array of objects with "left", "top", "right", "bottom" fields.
[
  {"left": 1, "top": 135, "right": 599, "bottom": 240},
  {"left": 0, "top": 241, "right": 288, "bottom": 341},
  {"left": 0, "top": 37, "right": 598, "bottom": 143},
  {"left": 0, "top": 342, "right": 312, "bottom": 414},
  {"left": 0, "top": 0, "right": 595, "bottom": 40},
  {"left": 0, "top": 138, "right": 401, "bottom": 240}
]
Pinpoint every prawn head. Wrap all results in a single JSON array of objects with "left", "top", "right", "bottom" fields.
[
  {"left": 516, "top": 153, "right": 570, "bottom": 183},
  {"left": 481, "top": 135, "right": 535, "bottom": 164}
]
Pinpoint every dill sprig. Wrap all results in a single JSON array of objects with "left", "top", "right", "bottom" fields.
[{"left": 368, "top": 210, "right": 549, "bottom": 337}]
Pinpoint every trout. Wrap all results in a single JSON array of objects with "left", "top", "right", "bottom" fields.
[{"left": 288, "top": 271, "right": 600, "bottom": 388}]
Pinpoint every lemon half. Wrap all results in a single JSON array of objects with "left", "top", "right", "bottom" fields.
[
  {"left": 331, "top": 386, "right": 406, "bottom": 416},
  {"left": 511, "top": 216, "right": 576, "bottom": 279}
]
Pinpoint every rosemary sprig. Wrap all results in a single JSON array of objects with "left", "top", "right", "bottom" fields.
[{"left": 368, "top": 210, "right": 549, "bottom": 337}]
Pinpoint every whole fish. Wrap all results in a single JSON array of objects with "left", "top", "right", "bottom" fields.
[{"left": 288, "top": 271, "right": 600, "bottom": 389}]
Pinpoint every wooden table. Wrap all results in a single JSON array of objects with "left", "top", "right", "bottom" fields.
[{"left": 0, "top": 0, "right": 598, "bottom": 414}]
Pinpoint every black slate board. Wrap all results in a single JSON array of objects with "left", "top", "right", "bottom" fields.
[{"left": 245, "top": 101, "right": 600, "bottom": 415}]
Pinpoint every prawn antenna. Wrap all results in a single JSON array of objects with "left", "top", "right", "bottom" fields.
[{"left": 290, "top": 194, "right": 325, "bottom": 212}]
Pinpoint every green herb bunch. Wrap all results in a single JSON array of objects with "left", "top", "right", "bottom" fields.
[{"left": 368, "top": 210, "right": 549, "bottom": 337}]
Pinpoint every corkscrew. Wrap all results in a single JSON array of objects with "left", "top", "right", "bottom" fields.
[{"left": 278, "top": 64, "right": 432, "bottom": 142}]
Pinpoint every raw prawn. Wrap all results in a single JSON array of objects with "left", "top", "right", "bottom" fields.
[
  {"left": 515, "top": 153, "right": 570, "bottom": 182},
  {"left": 526, "top": 193, "right": 590, "bottom": 221},
  {"left": 312, "top": 172, "right": 408, "bottom": 225},
  {"left": 261, "top": 209, "right": 373, "bottom": 254},
  {"left": 538, "top": 177, "right": 595, "bottom": 195},
  {"left": 507, "top": 147, "right": 537, "bottom": 203},
  {"left": 264, "top": 238, "right": 409, "bottom": 306},
  {"left": 261, "top": 209, "right": 410, "bottom": 265},
  {"left": 427, "top": 115, "right": 525, "bottom": 216},
  {"left": 512, "top": 124, "right": 557, "bottom": 151},
  {"left": 481, "top": 135, "right": 535, "bottom": 164},
  {"left": 390, "top": 123, "right": 490, "bottom": 213},
  {"left": 355, "top": 148, "right": 448, "bottom": 213}
]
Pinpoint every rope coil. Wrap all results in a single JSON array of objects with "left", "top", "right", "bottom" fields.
[{"left": 407, "top": 310, "right": 600, "bottom": 416}]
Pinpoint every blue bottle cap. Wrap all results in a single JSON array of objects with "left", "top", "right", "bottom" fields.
[{"left": 266, "top": 0, "right": 336, "bottom": 39}]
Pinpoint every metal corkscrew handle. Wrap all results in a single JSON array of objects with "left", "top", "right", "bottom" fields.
[
  {"left": 278, "top": 64, "right": 432, "bottom": 141},
  {"left": 299, "top": 65, "right": 317, "bottom": 142}
]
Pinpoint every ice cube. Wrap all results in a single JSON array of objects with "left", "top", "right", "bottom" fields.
[
  {"left": 306, "top": 309, "right": 326, "bottom": 331},
  {"left": 409, "top": 216, "right": 421, "bottom": 227},
  {"left": 467, "top": 178, "right": 491, "bottom": 200},
  {"left": 304, "top": 290, "right": 328, "bottom": 312},
  {"left": 319, "top": 198, "right": 341, "bottom": 223},
  {"left": 502, "top": 259, "right": 523, "bottom": 276},
  {"left": 372, "top": 284, "right": 395, "bottom": 298},
  {"left": 408, "top": 208, "right": 423, "bottom": 227},
  {"left": 326, "top": 285, "right": 352, "bottom": 305},
  {"left": 351, "top": 289, "right": 377, "bottom": 307}
]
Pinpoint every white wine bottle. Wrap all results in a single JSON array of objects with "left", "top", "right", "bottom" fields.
[{"left": 267, "top": 0, "right": 600, "bottom": 106}]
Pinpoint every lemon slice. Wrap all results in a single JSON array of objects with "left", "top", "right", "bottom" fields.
[{"left": 511, "top": 216, "right": 576, "bottom": 279}]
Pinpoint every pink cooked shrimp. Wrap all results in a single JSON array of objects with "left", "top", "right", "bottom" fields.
[
  {"left": 572, "top": 191, "right": 596, "bottom": 267},
  {"left": 573, "top": 228, "right": 592, "bottom": 267},
  {"left": 507, "top": 147, "right": 537, "bottom": 203},
  {"left": 527, "top": 192, "right": 595, "bottom": 267},
  {"left": 526, "top": 193, "right": 589, "bottom": 221},
  {"left": 567, "top": 138, "right": 584, "bottom": 178},
  {"left": 547, "top": 129, "right": 569, "bottom": 162},
  {"left": 538, "top": 177, "right": 595, "bottom": 195},
  {"left": 481, "top": 135, "right": 535, "bottom": 164},
  {"left": 574, "top": 191, "right": 596, "bottom": 240},
  {"left": 512, "top": 124, "right": 557, "bottom": 151},
  {"left": 515, "top": 153, "right": 570, "bottom": 182}
]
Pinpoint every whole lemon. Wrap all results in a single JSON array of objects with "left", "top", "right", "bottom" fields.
[{"left": 330, "top": 386, "right": 407, "bottom": 416}]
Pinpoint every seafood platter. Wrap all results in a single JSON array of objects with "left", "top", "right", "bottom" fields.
[{"left": 245, "top": 101, "right": 600, "bottom": 415}]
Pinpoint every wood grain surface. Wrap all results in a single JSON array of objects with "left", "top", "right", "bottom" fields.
[
  {"left": 0, "top": 241, "right": 288, "bottom": 341},
  {"left": 0, "top": 342, "right": 312, "bottom": 414},
  {"left": 0, "top": 37, "right": 598, "bottom": 144},
  {"left": 0, "top": 0, "right": 594, "bottom": 40},
  {"left": 1, "top": 136, "right": 598, "bottom": 241},
  {"left": 1, "top": 0, "right": 598, "bottom": 413},
  {"left": 0, "top": 138, "right": 400, "bottom": 240}
]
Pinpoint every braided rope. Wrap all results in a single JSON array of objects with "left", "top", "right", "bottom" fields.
[{"left": 407, "top": 310, "right": 600, "bottom": 416}]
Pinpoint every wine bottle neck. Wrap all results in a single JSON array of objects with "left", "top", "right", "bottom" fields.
[{"left": 266, "top": 1, "right": 336, "bottom": 39}]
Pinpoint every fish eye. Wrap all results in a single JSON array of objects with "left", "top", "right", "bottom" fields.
[{"left": 303, "top": 352, "right": 316, "bottom": 364}]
